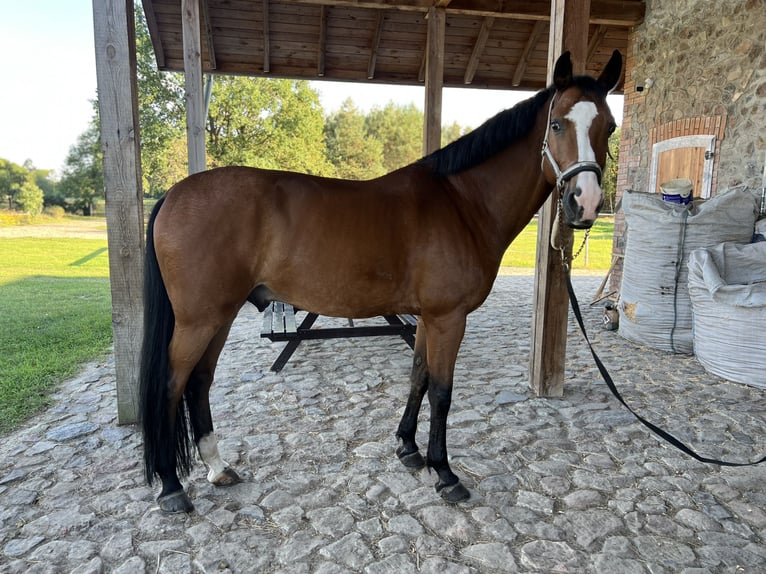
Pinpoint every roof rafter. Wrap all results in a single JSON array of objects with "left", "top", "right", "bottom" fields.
[
  {"left": 200, "top": 0, "right": 217, "bottom": 69},
  {"left": 317, "top": 5, "right": 328, "bottom": 76},
  {"left": 512, "top": 20, "right": 545, "bottom": 86},
  {"left": 263, "top": 0, "right": 271, "bottom": 73},
  {"left": 291, "top": 0, "right": 643, "bottom": 25},
  {"left": 141, "top": 0, "right": 166, "bottom": 68},
  {"left": 587, "top": 24, "right": 608, "bottom": 63},
  {"left": 367, "top": 11, "right": 385, "bottom": 79},
  {"left": 463, "top": 16, "right": 493, "bottom": 85}
]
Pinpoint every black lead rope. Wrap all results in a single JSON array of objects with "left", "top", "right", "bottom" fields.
[{"left": 564, "top": 271, "right": 766, "bottom": 467}]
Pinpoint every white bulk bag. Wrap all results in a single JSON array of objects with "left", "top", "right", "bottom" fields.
[
  {"left": 688, "top": 241, "right": 766, "bottom": 388},
  {"left": 618, "top": 187, "right": 759, "bottom": 353}
]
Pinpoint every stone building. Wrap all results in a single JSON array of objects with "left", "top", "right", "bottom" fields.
[{"left": 610, "top": 0, "right": 765, "bottom": 290}]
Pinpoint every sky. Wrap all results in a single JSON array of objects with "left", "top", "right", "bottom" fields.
[{"left": 0, "top": 0, "right": 622, "bottom": 175}]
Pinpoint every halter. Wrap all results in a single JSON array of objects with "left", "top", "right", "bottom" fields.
[
  {"left": 542, "top": 93, "right": 599, "bottom": 270},
  {"left": 540, "top": 94, "right": 603, "bottom": 192}
]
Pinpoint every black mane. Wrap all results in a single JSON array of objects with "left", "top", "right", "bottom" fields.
[{"left": 419, "top": 76, "right": 607, "bottom": 176}]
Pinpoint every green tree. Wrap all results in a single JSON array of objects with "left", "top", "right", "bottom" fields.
[
  {"left": 206, "top": 76, "right": 332, "bottom": 175},
  {"left": 58, "top": 114, "right": 103, "bottom": 216},
  {"left": 33, "top": 168, "right": 63, "bottom": 208},
  {"left": 16, "top": 174, "right": 44, "bottom": 217},
  {"left": 135, "top": 5, "right": 186, "bottom": 197},
  {"left": 602, "top": 126, "right": 621, "bottom": 213},
  {"left": 0, "top": 158, "right": 28, "bottom": 210},
  {"left": 324, "top": 99, "right": 385, "bottom": 180},
  {"left": 441, "top": 121, "right": 471, "bottom": 148},
  {"left": 364, "top": 102, "right": 423, "bottom": 172}
]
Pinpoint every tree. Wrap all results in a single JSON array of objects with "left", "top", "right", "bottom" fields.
[
  {"left": 135, "top": 6, "right": 186, "bottom": 197},
  {"left": 33, "top": 168, "right": 63, "bottom": 208},
  {"left": 0, "top": 158, "right": 28, "bottom": 210},
  {"left": 602, "top": 126, "right": 621, "bottom": 213},
  {"left": 16, "top": 174, "right": 44, "bottom": 216},
  {"left": 324, "top": 99, "right": 385, "bottom": 180},
  {"left": 58, "top": 112, "right": 103, "bottom": 216},
  {"left": 364, "top": 102, "right": 423, "bottom": 172},
  {"left": 441, "top": 121, "right": 471, "bottom": 148},
  {"left": 206, "top": 76, "right": 333, "bottom": 175}
]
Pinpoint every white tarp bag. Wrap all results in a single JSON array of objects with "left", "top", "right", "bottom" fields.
[
  {"left": 618, "top": 186, "right": 759, "bottom": 353},
  {"left": 688, "top": 241, "right": 766, "bottom": 387}
]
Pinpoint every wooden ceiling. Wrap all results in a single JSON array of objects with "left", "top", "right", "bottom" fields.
[{"left": 141, "top": 0, "right": 644, "bottom": 92}]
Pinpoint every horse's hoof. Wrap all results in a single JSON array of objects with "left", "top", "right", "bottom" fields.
[
  {"left": 158, "top": 490, "right": 195, "bottom": 514},
  {"left": 396, "top": 446, "right": 426, "bottom": 469},
  {"left": 435, "top": 480, "right": 470, "bottom": 503},
  {"left": 208, "top": 467, "right": 241, "bottom": 486}
]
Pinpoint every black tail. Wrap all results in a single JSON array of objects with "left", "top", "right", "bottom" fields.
[{"left": 139, "top": 197, "right": 194, "bottom": 485}]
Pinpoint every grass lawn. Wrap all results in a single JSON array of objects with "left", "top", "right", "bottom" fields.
[
  {"left": 0, "top": 235, "right": 112, "bottom": 434},
  {"left": 501, "top": 216, "right": 615, "bottom": 272}
]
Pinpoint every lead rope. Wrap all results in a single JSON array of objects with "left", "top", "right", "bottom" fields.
[
  {"left": 557, "top": 202, "right": 766, "bottom": 467},
  {"left": 551, "top": 193, "right": 590, "bottom": 271}
]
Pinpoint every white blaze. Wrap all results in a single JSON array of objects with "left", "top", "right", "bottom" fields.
[{"left": 565, "top": 101, "right": 602, "bottom": 220}]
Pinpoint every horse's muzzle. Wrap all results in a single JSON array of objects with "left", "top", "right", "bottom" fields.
[{"left": 560, "top": 165, "right": 604, "bottom": 229}]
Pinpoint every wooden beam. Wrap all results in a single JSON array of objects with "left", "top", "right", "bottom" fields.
[
  {"left": 529, "top": 0, "right": 590, "bottom": 398},
  {"left": 182, "top": 0, "right": 206, "bottom": 174},
  {"left": 200, "top": 0, "right": 217, "bottom": 69},
  {"left": 93, "top": 0, "right": 145, "bottom": 424},
  {"left": 587, "top": 24, "right": 608, "bottom": 63},
  {"left": 292, "top": 0, "right": 643, "bottom": 26},
  {"left": 140, "top": 0, "right": 166, "bottom": 68},
  {"left": 463, "top": 16, "right": 493, "bottom": 85},
  {"left": 263, "top": 0, "right": 271, "bottom": 73},
  {"left": 367, "top": 11, "right": 385, "bottom": 79},
  {"left": 317, "top": 5, "right": 327, "bottom": 76},
  {"left": 512, "top": 20, "right": 545, "bottom": 86},
  {"left": 423, "top": 6, "right": 445, "bottom": 154},
  {"left": 418, "top": 46, "right": 426, "bottom": 83}
]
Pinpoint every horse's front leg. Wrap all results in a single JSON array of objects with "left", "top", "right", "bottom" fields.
[
  {"left": 396, "top": 318, "right": 428, "bottom": 469},
  {"left": 423, "top": 313, "right": 470, "bottom": 503}
]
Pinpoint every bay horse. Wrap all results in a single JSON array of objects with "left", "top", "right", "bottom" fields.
[{"left": 140, "top": 50, "right": 623, "bottom": 513}]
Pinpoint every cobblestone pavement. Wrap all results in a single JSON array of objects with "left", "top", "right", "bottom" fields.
[{"left": 2, "top": 276, "right": 765, "bottom": 573}]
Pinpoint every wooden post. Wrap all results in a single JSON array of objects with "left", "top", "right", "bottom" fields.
[
  {"left": 529, "top": 0, "right": 590, "bottom": 397},
  {"left": 423, "top": 7, "right": 445, "bottom": 155},
  {"left": 182, "top": 0, "right": 206, "bottom": 174},
  {"left": 93, "top": 0, "right": 145, "bottom": 423}
]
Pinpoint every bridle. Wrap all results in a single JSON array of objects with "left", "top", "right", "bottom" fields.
[
  {"left": 541, "top": 92, "right": 602, "bottom": 268},
  {"left": 540, "top": 93, "right": 604, "bottom": 192}
]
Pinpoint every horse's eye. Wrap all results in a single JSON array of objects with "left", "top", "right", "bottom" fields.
[
  {"left": 551, "top": 120, "right": 562, "bottom": 133},
  {"left": 608, "top": 123, "right": 617, "bottom": 136}
]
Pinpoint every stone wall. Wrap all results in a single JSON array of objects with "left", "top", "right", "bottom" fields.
[{"left": 611, "top": 0, "right": 766, "bottom": 291}]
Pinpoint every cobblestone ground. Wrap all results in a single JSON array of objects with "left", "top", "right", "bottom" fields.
[{"left": 1, "top": 276, "right": 765, "bottom": 573}]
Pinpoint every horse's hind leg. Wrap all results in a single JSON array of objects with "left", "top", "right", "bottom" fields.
[
  {"left": 186, "top": 321, "right": 241, "bottom": 486},
  {"left": 155, "top": 323, "right": 225, "bottom": 513},
  {"left": 396, "top": 318, "right": 428, "bottom": 469}
]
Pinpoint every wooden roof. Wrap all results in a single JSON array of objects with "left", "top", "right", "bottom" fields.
[{"left": 142, "top": 0, "right": 644, "bottom": 92}]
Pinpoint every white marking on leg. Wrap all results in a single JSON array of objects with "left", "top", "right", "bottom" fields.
[
  {"left": 565, "top": 101, "right": 602, "bottom": 220},
  {"left": 198, "top": 433, "right": 229, "bottom": 483}
]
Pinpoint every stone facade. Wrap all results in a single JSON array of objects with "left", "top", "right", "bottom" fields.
[{"left": 611, "top": 0, "right": 766, "bottom": 290}]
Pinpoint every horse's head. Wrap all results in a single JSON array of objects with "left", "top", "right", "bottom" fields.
[{"left": 541, "top": 50, "right": 622, "bottom": 229}]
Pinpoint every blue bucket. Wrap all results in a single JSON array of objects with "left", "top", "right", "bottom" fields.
[{"left": 660, "top": 178, "right": 693, "bottom": 205}]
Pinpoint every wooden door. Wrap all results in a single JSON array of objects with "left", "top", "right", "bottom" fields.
[{"left": 648, "top": 134, "right": 716, "bottom": 198}]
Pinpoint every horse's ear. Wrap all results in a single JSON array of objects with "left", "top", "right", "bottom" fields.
[
  {"left": 597, "top": 50, "right": 623, "bottom": 93},
  {"left": 553, "top": 51, "right": 573, "bottom": 91}
]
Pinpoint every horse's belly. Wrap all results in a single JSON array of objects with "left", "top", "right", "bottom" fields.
[{"left": 265, "top": 265, "right": 417, "bottom": 319}]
